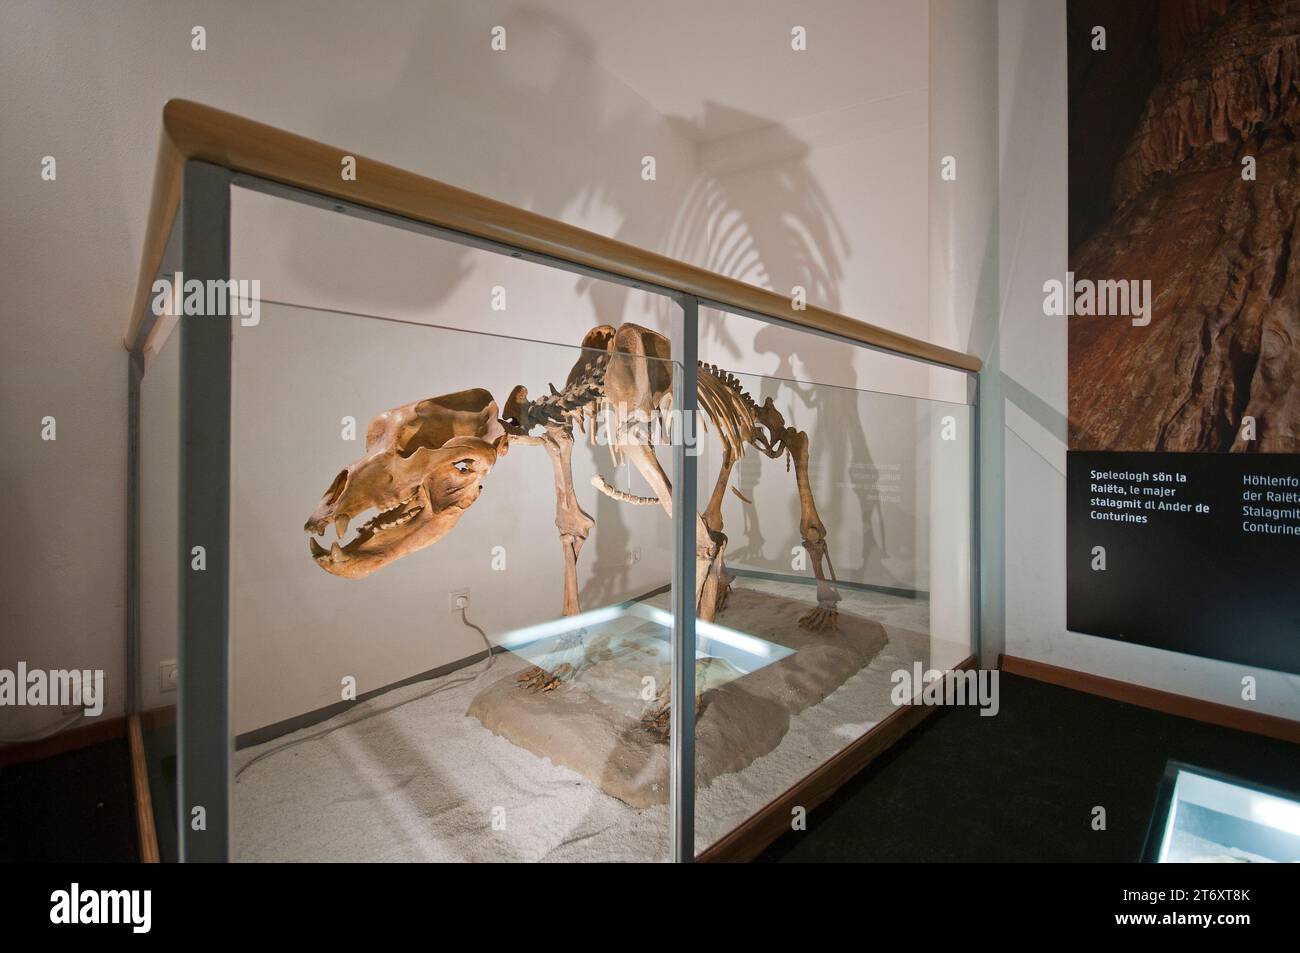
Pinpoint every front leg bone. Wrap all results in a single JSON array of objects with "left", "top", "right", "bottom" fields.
[
  {"left": 516, "top": 423, "right": 595, "bottom": 694},
  {"left": 541, "top": 423, "right": 593, "bottom": 618}
]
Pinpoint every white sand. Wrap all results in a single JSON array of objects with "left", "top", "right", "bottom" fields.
[{"left": 233, "top": 578, "right": 930, "bottom": 861}]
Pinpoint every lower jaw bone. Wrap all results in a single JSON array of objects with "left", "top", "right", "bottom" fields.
[{"left": 308, "top": 538, "right": 348, "bottom": 563}]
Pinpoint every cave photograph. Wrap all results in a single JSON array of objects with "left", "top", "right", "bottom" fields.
[{"left": 1069, "top": 0, "right": 1300, "bottom": 454}]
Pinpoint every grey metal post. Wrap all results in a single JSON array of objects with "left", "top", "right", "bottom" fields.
[
  {"left": 670, "top": 296, "right": 699, "bottom": 862},
  {"left": 178, "top": 160, "right": 233, "bottom": 861}
]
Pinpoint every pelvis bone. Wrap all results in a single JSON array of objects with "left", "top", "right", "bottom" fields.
[{"left": 304, "top": 388, "right": 506, "bottom": 579}]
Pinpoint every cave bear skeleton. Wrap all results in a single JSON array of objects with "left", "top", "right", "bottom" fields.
[{"left": 304, "top": 323, "right": 842, "bottom": 722}]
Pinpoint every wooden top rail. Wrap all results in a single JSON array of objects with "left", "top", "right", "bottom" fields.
[{"left": 127, "top": 99, "right": 981, "bottom": 373}]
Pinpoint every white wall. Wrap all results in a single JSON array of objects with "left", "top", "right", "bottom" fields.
[
  {"left": 997, "top": 0, "right": 1300, "bottom": 721},
  {"left": 929, "top": 0, "right": 999, "bottom": 670}
]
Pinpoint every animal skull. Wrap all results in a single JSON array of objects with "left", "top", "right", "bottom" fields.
[{"left": 305, "top": 388, "right": 506, "bottom": 579}]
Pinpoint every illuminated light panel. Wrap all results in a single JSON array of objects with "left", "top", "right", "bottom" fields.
[{"left": 493, "top": 597, "right": 795, "bottom": 675}]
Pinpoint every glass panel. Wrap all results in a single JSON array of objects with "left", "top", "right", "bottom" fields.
[
  {"left": 1150, "top": 763, "right": 1300, "bottom": 863},
  {"left": 138, "top": 318, "right": 182, "bottom": 862},
  {"left": 227, "top": 300, "right": 687, "bottom": 861},
  {"left": 691, "top": 306, "right": 974, "bottom": 855}
]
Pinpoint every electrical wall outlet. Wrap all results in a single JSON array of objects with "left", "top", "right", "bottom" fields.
[
  {"left": 449, "top": 589, "right": 471, "bottom": 612},
  {"left": 626, "top": 547, "right": 642, "bottom": 565},
  {"left": 159, "top": 658, "right": 178, "bottom": 693}
]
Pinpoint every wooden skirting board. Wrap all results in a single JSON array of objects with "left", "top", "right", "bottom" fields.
[
  {"left": 699, "top": 655, "right": 978, "bottom": 862},
  {"left": 0, "top": 715, "right": 125, "bottom": 769},
  {"left": 999, "top": 655, "right": 1300, "bottom": 745}
]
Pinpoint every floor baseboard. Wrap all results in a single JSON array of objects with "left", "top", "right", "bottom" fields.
[
  {"left": 0, "top": 715, "right": 126, "bottom": 769},
  {"left": 999, "top": 654, "right": 1300, "bottom": 744}
]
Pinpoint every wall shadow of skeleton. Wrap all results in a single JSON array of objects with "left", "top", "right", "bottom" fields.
[{"left": 574, "top": 99, "right": 903, "bottom": 611}]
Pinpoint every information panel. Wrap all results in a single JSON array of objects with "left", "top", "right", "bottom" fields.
[{"left": 1066, "top": 1, "right": 1300, "bottom": 675}]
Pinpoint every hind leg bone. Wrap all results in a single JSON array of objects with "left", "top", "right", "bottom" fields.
[
  {"left": 785, "top": 429, "right": 841, "bottom": 630},
  {"left": 697, "top": 447, "right": 737, "bottom": 620}
]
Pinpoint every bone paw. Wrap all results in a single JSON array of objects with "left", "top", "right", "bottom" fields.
[
  {"left": 639, "top": 687, "right": 707, "bottom": 740},
  {"left": 797, "top": 607, "right": 839, "bottom": 631},
  {"left": 515, "top": 662, "right": 575, "bottom": 693},
  {"left": 639, "top": 703, "right": 672, "bottom": 739}
]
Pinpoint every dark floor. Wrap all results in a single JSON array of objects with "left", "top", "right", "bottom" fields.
[
  {"left": 0, "top": 737, "right": 139, "bottom": 863},
  {"left": 759, "top": 673, "right": 1300, "bottom": 862}
]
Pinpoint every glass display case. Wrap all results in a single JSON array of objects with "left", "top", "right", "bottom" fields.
[
  {"left": 128, "top": 102, "right": 981, "bottom": 862},
  {"left": 1143, "top": 761, "right": 1300, "bottom": 863}
]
